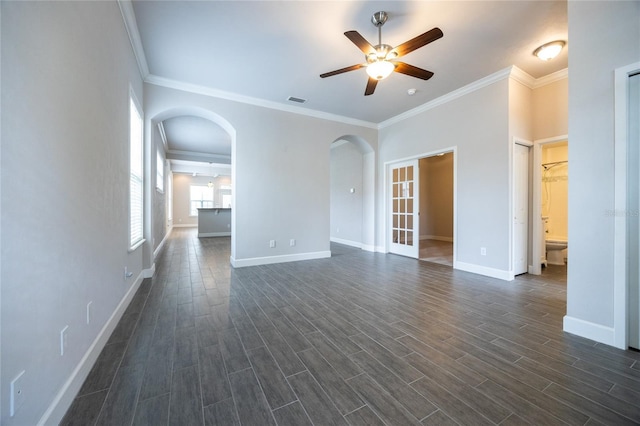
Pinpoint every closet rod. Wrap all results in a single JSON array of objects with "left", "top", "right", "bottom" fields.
[{"left": 542, "top": 160, "right": 568, "bottom": 169}]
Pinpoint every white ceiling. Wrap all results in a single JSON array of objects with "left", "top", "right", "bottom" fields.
[
  {"left": 130, "top": 0, "right": 568, "bottom": 124},
  {"left": 162, "top": 115, "right": 231, "bottom": 156}
]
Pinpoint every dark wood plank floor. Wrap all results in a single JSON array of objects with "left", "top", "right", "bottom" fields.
[{"left": 61, "top": 228, "right": 640, "bottom": 425}]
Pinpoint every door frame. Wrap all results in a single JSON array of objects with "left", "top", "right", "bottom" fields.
[
  {"left": 530, "top": 135, "right": 568, "bottom": 276},
  {"left": 613, "top": 61, "right": 640, "bottom": 349},
  {"left": 384, "top": 147, "right": 457, "bottom": 266}
]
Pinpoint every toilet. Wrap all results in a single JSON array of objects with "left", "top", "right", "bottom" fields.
[
  {"left": 542, "top": 217, "right": 568, "bottom": 266},
  {"left": 545, "top": 239, "right": 568, "bottom": 265}
]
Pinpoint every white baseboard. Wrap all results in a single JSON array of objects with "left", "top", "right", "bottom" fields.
[
  {"left": 38, "top": 272, "right": 145, "bottom": 425},
  {"left": 374, "top": 245, "right": 386, "bottom": 253},
  {"left": 330, "top": 237, "right": 362, "bottom": 249},
  {"left": 172, "top": 224, "right": 197, "bottom": 228},
  {"left": 198, "top": 232, "right": 231, "bottom": 237},
  {"left": 143, "top": 263, "right": 155, "bottom": 278},
  {"left": 361, "top": 244, "right": 376, "bottom": 252},
  {"left": 454, "top": 261, "right": 513, "bottom": 281},
  {"left": 154, "top": 228, "right": 171, "bottom": 259},
  {"left": 231, "top": 251, "right": 331, "bottom": 268},
  {"left": 420, "top": 235, "right": 454, "bottom": 242},
  {"left": 563, "top": 315, "right": 616, "bottom": 347}
]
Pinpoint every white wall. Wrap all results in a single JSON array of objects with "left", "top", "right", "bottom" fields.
[
  {"left": 379, "top": 79, "right": 510, "bottom": 278},
  {"left": 330, "top": 141, "right": 364, "bottom": 247},
  {"left": 145, "top": 84, "right": 378, "bottom": 265},
  {"left": 565, "top": 0, "right": 640, "bottom": 342},
  {"left": 1, "top": 2, "right": 144, "bottom": 425}
]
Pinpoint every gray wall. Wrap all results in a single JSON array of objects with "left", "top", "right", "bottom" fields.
[
  {"left": 330, "top": 142, "right": 364, "bottom": 246},
  {"left": 144, "top": 84, "right": 378, "bottom": 264},
  {"left": 566, "top": 1, "right": 640, "bottom": 333},
  {"left": 1, "top": 2, "right": 144, "bottom": 424},
  {"left": 379, "top": 80, "right": 510, "bottom": 275}
]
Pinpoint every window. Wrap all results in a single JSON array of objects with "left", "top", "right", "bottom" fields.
[
  {"left": 156, "top": 150, "right": 164, "bottom": 192},
  {"left": 129, "top": 94, "right": 144, "bottom": 248},
  {"left": 190, "top": 185, "right": 213, "bottom": 216}
]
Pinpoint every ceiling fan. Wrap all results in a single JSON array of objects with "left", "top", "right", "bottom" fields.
[{"left": 320, "top": 11, "right": 443, "bottom": 96}]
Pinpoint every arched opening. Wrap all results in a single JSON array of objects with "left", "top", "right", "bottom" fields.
[
  {"left": 148, "top": 107, "right": 237, "bottom": 261},
  {"left": 329, "top": 135, "right": 376, "bottom": 252}
]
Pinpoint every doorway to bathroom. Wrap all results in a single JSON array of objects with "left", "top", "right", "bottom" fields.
[{"left": 532, "top": 137, "right": 568, "bottom": 278}]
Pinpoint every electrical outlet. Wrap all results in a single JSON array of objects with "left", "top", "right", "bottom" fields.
[
  {"left": 10, "top": 370, "right": 25, "bottom": 417},
  {"left": 480, "top": 247, "right": 487, "bottom": 256},
  {"left": 60, "top": 325, "right": 69, "bottom": 356},
  {"left": 290, "top": 239, "right": 296, "bottom": 247},
  {"left": 87, "top": 301, "right": 93, "bottom": 325},
  {"left": 269, "top": 240, "right": 276, "bottom": 248}
]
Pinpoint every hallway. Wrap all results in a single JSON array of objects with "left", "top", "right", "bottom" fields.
[{"left": 62, "top": 228, "right": 640, "bottom": 425}]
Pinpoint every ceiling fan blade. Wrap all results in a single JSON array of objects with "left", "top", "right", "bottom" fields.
[
  {"left": 320, "top": 64, "right": 365, "bottom": 78},
  {"left": 393, "top": 62, "right": 434, "bottom": 80},
  {"left": 344, "top": 30, "right": 375, "bottom": 55},
  {"left": 392, "top": 27, "right": 443, "bottom": 58},
  {"left": 365, "top": 77, "right": 378, "bottom": 96}
]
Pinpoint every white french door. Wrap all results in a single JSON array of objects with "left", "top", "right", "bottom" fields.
[{"left": 389, "top": 160, "right": 419, "bottom": 258}]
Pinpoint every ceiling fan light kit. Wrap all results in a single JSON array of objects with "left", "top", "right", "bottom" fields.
[
  {"left": 533, "top": 40, "right": 565, "bottom": 61},
  {"left": 320, "top": 11, "right": 443, "bottom": 96}
]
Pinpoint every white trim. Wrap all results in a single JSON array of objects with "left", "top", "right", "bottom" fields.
[
  {"left": 563, "top": 315, "right": 615, "bottom": 347},
  {"left": 231, "top": 251, "right": 331, "bottom": 268},
  {"left": 509, "top": 66, "right": 536, "bottom": 89},
  {"left": 38, "top": 272, "right": 145, "bottom": 425},
  {"left": 157, "top": 121, "right": 168, "bottom": 150},
  {"left": 379, "top": 67, "right": 515, "bottom": 128},
  {"left": 454, "top": 261, "right": 513, "bottom": 281},
  {"left": 330, "top": 237, "right": 362, "bottom": 249},
  {"left": 613, "top": 61, "right": 640, "bottom": 349},
  {"left": 198, "top": 232, "right": 231, "bottom": 237},
  {"left": 143, "top": 263, "right": 155, "bottom": 278},
  {"left": 145, "top": 74, "right": 378, "bottom": 130},
  {"left": 154, "top": 227, "right": 171, "bottom": 259},
  {"left": 172, "top": 224, "right": 197, "bottom": 228},
  {"left": 374, "top": 245, "right": 386, "bottom": 253},
  {"left": 166, "top": 148, "right": 231, "bottom": 164},
  {"left": 117, "top": 0, "right": 149, "bottom": 78},
  {"left": 361, "top": 244, "right": 377, "bottom": 252},
  {"left": 532, "top": 68, "right": 568, "bottom": 89},
  {"left": 128, "top": 237, "right": 145, "bottom": 253}
]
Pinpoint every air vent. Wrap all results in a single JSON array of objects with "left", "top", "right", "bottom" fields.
[{"left": 287, "top": 96, "right": 307, "bottom": 104}]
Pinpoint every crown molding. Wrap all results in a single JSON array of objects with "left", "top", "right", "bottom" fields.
[
  {"left": 509, "top": 65, "right": 536, "bottom": 88},
  {"left": 379, "top": 66, "right": 513, "bottom": 129},
  {"left": 532, "top": 68, "right": 568, "bottom": 89},
  {"left": 118, "top": 0, "right": 150, "bottom": 79},
  {"left": 157, "top": 122, "right": 168, "bottom": 150},
  {"left": 166, "top": 149, "right": 231, "bottom": 164},
  {"left": 145, "top": 74, "right": 378, "bottom": 130}
]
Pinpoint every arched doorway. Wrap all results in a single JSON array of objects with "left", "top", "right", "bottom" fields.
[{"left": 329, "top": 135, "right": 375, "bottom": 252}]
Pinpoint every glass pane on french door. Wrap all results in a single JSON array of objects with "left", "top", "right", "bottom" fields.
[{"left": 389, "top": 160, "right": 419, "bottom": 258}]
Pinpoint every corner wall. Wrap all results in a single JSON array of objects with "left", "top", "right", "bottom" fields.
[
  {"left": 565, "top": 0, "right": 640, "bottom": 345},
  {"left": 1, "top": 2, "right": 144, "bottom": 425}
]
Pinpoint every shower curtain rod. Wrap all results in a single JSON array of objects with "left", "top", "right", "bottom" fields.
[{"left": 542, "top": 160, "right": 568, "bottom": 169}]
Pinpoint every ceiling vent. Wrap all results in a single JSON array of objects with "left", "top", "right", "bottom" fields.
[{"left": 287, "top": 96, "right": 307, "bottom": 104}]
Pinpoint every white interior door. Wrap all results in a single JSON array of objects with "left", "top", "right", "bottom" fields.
[
  {"left": 514, "top": 143, "right": 530, "bottom": 275},
  {"left": 389, "top": 160, "right": 419, "bottom": 258},
  {"left": 629, "top": 72, "right": 640, "bottom": 350}
]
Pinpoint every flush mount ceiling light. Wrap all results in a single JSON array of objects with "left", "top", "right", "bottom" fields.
[{"left": 533, "top": 40, "right": 565, "bottom": 61}]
